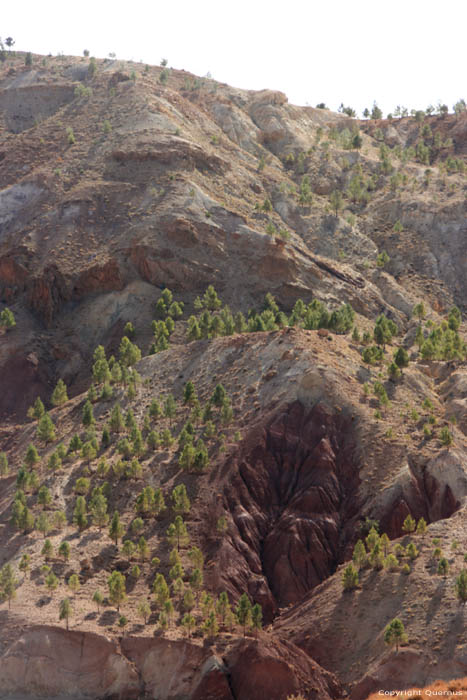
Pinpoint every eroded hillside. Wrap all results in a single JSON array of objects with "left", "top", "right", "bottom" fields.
[{"left": 0, "top": 51, "right": 467, "bottom": 700}]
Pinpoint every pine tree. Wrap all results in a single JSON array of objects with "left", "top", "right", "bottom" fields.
[
  {"left": 455, "top": 570, "right": 467, "bottom": 605},
  {"left": 329, "top": 189, "right": 343, "bottom": 218},
  {"left": 402, "top": 515, "right": 416, "bottom": 534},
  {"left": 170, "top": 516, "right": 189, "bottom": 551},
  {"left": 149, "top": 398, "right": 162, "bottom": 420},
  {"left": 68, "top": 434, "right": 83, "bottom": 454},
  {"left": 147, "top": 429, "right": 160, "bottom": 450},
  {"left": 365, "top": 527, "right": 380, "bottom": 551},
  {"left": 352, "top": 540, "right": 367, "bottom": 569},
  {"left": 383, "top": 618, "right": 407, "bottom": 652},
  {"left": 109, "top": 511, "right": 124, "bottom": 545},
  {"left": 28, "top": 397, "right": 45, "bottom": 420},
  {"left": 45, "top": 571, "right": 59, "bottom": 593},
  {"left": 36, "top": 511, "right": 52, "bottom": 538},
  {"left": 181, "top": 612, "right": 196, "bottom": 638},
  {"left": 37, "top": 413, "right": 56, "bottom": 443},
  {"left": 342, "top": 564, "right": 359, "bottom": 591},
  {"left": 53, "top": 510, "right": 67, "bottom": 530},
  {"left": 138, "top": 536, "right": 149, "bottom": 562},
  {"left": 0, "top": 452, "right": 8, "bottom": 476},
  {"left": 138, "top": 600, "right": 151, "bottom": 624},
  {"left": 179, "top": 444, "right": 195, "bottom": 471},
  {"left": 24, "top": 444, "right": 40, "bottom": 469},
  {"left": 153, "top": 573, "right": 170, "bottom": 608},
  {"left": 236, "top": 593, "right": 252, "bottom": 636},
  {"left": 58, "top": 598, "right": 72, "bottom": 630},
  {"left": 58, "top": 541, "right": 71, "bottom": 562},
  {"left": 119, "top": 336, "right": 142, "bottom": 367},
  {"left": 0, "top": 564, "right": 18, "bottom": 609},
  {"left": 189, "top": 568, "right": 203, "bottom": 598},
  {"left": 394, "top": 347, "right": 409, "bottom": 372},
  {"left": 93, "top": 590, "right": 104, "bottom": 612},
  {"left": 438, "top": 557, "right": 449, "bottom": 577},
  {"left": 183, "top": 381, "right": 197, "bottom": 405},
  {"left": 211, "top": 383, "right": 227, "bottom": 407},
  {"left": 41, "top": 539, "right": 53, "bottom": 560},
  {"left": 171, "top": 484, "right": 190, "bottom": 515},
  {"left": 73, "top": 496, "right": 88, "bottom": 531},
  {"left": 110, "top": 404, "right": 125, "bottom": 433},
  {"left": 122, "top": 540, "right": 136, "bottom": 560},
  {"left": 0, "top": 307, "right": 16, "bottom": 330},
  {"left": 91, "top": 493, "right": 109, "bottom": 528},
  {"left": 251, "top": 603, "right": 262, "bottom": 637},
  {"left": 101, "top": 425, "right": 111, "bottom": 450},
  {"left": 416, "top": 517, "right": 427, "bottom": 535},
  {"left": 188, "top": 546, "right": 204, "bottom": 570},
  {"left": 37, "top": 485, "right": 52, "bottom": 508},
  {"left": 68, "top": 574, "right": 80, "bottom": 596},
  {"left": 202, "top": 611, "right": 219, "bottom": 638},
  {"left": 19, "top": 554, "right": 31, "bottom": 576},
  {"left": 182, "top": 588, "right": 195, "bottom": 613},
  {"left": 164, "top": 394, "right": 176, "bottom": 424},
  {"left": 380, "top": 533, "right": 390, "bottom": 556},
  {"left": 220, "top": 398, "right": 233, "bottom": 425},
  {"left": 216, "top": 591, "right": 230, "bottom": 626},
  {"left": 108, "top": 570, "right": 127, "bottom": 611},
  {"left": 202, "top": 285, "right": 222, "bottom": 310},
  {"left": 51, "top": 379, "right": 68, "bottom": 406},
  {"left": 82, "top": 400, "right": 95, "bottom": 427}
]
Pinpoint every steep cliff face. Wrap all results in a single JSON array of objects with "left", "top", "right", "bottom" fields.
[
  {"left": 215, "top": 401, "right": 360, "bottom": 618},
  {"left": 0, "top": 618, "right": 342, "bottom": 700}
]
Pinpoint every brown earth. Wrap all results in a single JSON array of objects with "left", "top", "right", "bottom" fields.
[{"left": 0, "top": 51, "right": 466, "bottom": 700}]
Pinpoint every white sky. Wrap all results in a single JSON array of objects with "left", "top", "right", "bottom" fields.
[{"left": 4, "top": 0, "right": 466, "bottom": 115}]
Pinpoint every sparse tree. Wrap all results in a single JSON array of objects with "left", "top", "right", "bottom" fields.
[
  {"left": 108, "top": 571, "right": 127, "bottom": 612},
  {"left": 0, "top": 307, "right": 16, "bottom": 330},
  {"left": 236, "top": 593, "right": 252, "bottom": 636},
  {"left": 455, "top": 570, "right": 467, "bottom": 606},
  {"left": 109, "top": 511, "right": 124, "bottom": 545},
  {"left": 0, "top": 452, "right": 8, "bottom": 477},
  {"left": 122, "top": 540, "right": 136, "bottom": 561},
  {"left": 93, "top": 590, "right": 104, "bottom": 612},
  {"left": 36, "top": 511, "right": 52, "bottom": 538},
  {"left": 251, "top": 603, "right": 262, "bottom": 637},
  {"left": 383, "top": 618, "right": 407, "bottom": 653},
  {"left": 37, "top": 485, "right": 52, "bottom": 509},
  {"left": 37, "top": 413, "right": 56, "bottom": 444},
  {"left": 402, "top": 515, "right": 416, "bottom": 534},
  {"left": 59, "top": 598, "right": 73, "bottom": 630},
  {"left": 41, "top": 539, "right": 53, "bottom": 560},
  {"left": 68, "top": 573, "right": 80, "bottom": 596},
  {"left": 342, "top": 563, "right": 359, "bottom": 591},
  {"left": 58, "top": 541, "right": 71, "bottom": 562},
  {"left": 438, "top": 557, "right": 449, "bottom": 577},
  {"left": 352, "top": 540, "right": 367, "bottom": 569},
  {"left": 82, "top": 400, "right": 95, "bottom": 427},
  {"left": 181, "top": 612, "right": 196, "bottom": 638},
  {"left": 416, "top": 517, "right": 427, "bottom": 535},
  {"left": 171, "top": 484, "right": 190, "bottom": 515},
  {"left": 138, "top": 600, "right": 151, "bottom": 624},
  {"left": 51, "top": 379, "right": 68, "bottom": 406},
  {"left": 329, "top": 189, "right": 343, "bottom": 218},
  {"left": 0, "top": 564, "right": 18, "bottom": 609},
  {"left": 73, "top": 496, "right": 88, "bottom": 532}
]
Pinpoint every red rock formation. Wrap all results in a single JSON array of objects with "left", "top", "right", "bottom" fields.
[{"left": 216, "top": 402, "right": 360, "bottom": 617}]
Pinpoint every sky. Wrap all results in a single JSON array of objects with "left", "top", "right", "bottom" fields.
[{"left": 4, "top": 0, "right": 466, "bottom": 116}]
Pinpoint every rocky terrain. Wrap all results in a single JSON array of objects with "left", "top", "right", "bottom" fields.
[{"left": 0, "top": 51, "right": 466, "bottom": 700}]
